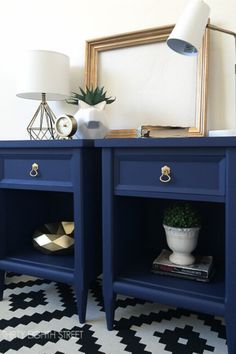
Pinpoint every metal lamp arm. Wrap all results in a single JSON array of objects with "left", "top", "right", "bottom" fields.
[
  {"left": 207, "top": 24, "right": 236, "bottom": 38},
  {"left": 207, "top": 24, "right": 236, "bottom": 75}
]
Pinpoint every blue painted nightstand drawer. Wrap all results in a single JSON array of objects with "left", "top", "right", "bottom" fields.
[
  {"left": 0, "top": 153, "right": 73, "bottom": 190},
  {"left": 114, "top": 149, "right": 226, "bottom": 198}
]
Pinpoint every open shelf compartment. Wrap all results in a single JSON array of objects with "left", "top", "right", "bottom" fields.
[
  {"left": 0, "top": 189, "right": 75, "bottom": 284},
  {"left": 113, "top": 196, "right": 226, "bottom": 316}
]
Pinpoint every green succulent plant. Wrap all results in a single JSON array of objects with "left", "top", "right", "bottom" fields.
[
  {"left": 66, "top": 86, "right": 116, "bottom": 106},
  {"left": 163, "top": 202, "right": 201, "bottom": 228}
]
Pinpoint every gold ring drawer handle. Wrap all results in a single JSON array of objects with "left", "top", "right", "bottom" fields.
[
  {"left": 160, "top": 165, "right": 171, "bottom": 183},
  {"left": 30, "top": 163, "right": 39, "bottom": 177}
]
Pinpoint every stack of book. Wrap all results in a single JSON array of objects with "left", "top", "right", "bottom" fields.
[
  {"left": 105, "top": 129, "right": 137, "bottom": 138},
  {"left": 105, "top": 126, "right": 190, "bottom": 139},
  {"left": 151, "top": 249, "right": 214, "bottom": 282},
  {"left": 140, "top": 125, "right": 189, "bottom": 138}
]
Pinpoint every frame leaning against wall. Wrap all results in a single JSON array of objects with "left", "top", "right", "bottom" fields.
[{"left": 85, "top": 25, "right": 209, "bottom": 136}]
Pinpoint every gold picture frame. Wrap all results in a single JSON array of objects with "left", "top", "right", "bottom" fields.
[{"left": 85, "top": 25, "right": 209, "bottom": 136}]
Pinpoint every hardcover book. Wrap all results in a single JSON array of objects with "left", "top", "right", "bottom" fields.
[
  {"left": 140, "top": 125, "right": 189, "bottom": 138},
  {"left": 152, "top": 249, "right": 213, "bottom": 280}
]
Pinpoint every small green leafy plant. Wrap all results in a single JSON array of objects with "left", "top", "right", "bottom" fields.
[
  {"left": 163, "top": 202, "right": 201, "bottom": 228},
  {"left": 67, "top": 86, "right": 116, "bottom": 106}
]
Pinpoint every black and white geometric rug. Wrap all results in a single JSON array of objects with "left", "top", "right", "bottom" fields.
[{"left": 0, "top": 273, "right": 227, "bottom": 353}]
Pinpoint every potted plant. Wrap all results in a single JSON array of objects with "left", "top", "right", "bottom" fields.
[
  {"left": 163, "top": 202, "right": 201, "bottom": 266},
  {"left": 67, "top": 86, "right": 115, "bottom": 139}
]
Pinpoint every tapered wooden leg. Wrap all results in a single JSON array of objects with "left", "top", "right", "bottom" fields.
[
  {"left": 0, "top": 271, "right": 5, "bottom": 301},
  {"left": 104, "top": 294, "right": 116, "bottom": 330}
]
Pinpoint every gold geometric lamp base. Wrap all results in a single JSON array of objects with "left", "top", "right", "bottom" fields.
[{"left": 27, "top": 94, "right": 59, "bottom": 140}]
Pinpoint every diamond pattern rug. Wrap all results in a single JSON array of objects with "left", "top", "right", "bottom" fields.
[{"left": 0, "top": 273, "right": 227, "bottom": 353}]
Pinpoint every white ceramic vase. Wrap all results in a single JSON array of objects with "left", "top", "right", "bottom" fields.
[
  {"left": 73, "top": 101, "right": 109, "bottom": 139},
  {"left": 163, "top": 224, "right": 200, "bottom": 266}
]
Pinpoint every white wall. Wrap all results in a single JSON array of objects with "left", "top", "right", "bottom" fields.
[{"left": 0, "top": 0, "right": 235, "bottom": 139}]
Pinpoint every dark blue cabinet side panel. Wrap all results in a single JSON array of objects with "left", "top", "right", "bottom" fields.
[
  {"left": 225, "top": 149, "right": 236, "bottom": 354},
  {"left": 102, "top": 149, "right": 117, "bottom": 330}
]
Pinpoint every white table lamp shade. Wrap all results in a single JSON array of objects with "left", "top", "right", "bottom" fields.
[
  {"left": 16, "top": 50, "right": 70, "bottom": 101},
  {"left": 167, "top": 0, "right": 210, "bottom": 56}
]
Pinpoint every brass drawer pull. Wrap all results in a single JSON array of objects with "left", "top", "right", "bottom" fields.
[
  {"left": 30, "top": 163, "right": 39, "bottom": 177},
  {"left": 160, "top": 165, "right": 171, "bottom": 183}
]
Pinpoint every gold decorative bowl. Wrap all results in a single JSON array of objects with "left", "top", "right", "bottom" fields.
[{"left": 33, "top": 221, "right": 74, "bottom": 255}]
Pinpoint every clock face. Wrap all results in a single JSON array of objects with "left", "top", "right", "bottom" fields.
[{"left": 55, "top": 115, "right": 77, "bottom": 137}]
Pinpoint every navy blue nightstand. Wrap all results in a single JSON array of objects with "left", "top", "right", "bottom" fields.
[
  {"left": 96, "top": 137, "right": 236, "bottom": 354},
  {"left": 0, "top": 140, "right": 101, "bottom": 323}
]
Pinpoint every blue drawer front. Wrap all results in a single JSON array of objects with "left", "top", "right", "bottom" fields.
[
  {"left": 0, "top": 153, "right": 73, "bottom": 189},
  {"left": 114, "top": 149, "right": 225, "bottom": 198}
]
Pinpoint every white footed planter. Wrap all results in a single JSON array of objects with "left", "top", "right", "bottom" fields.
[
  {"left": 73, "top": 101, "right": 109, "bottom": 139},
  {"left": 163, "top": 224, "right": 200, "bottom": 266}
]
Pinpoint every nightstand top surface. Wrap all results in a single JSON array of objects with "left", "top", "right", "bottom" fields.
[
  {"left": 95, "top": 136, "right": 236, "bottom": 148},
  {"left": 0, "top": 139, "right": 94, "bottom": 149}
]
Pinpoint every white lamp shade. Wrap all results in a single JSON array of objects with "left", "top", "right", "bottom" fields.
[
  {"left": 167, "top": 0, "right": 210, "bottom": 56},
  {"left": 16, "top": 50, "right": 70, "bottom": 101}
]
